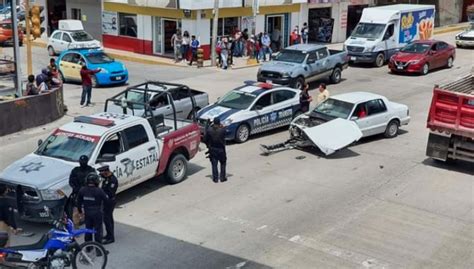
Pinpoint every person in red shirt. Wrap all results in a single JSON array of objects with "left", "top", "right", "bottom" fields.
[{"left": 80, "top": 65, "right": 101, "bottom": 107}]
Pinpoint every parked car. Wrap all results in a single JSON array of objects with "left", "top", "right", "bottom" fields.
[
  {"left": 282, "top": 92, "right": 410, "bottom": 155},
  {"left": 106, "top": 81, "right": 209, "bottom": 120},
  {"left": 0, "top": 19, "right": 23, "bottom": 46},
  {"left": 388, "top": 40, "right": 455, "bottom": 75},
  {"left": 47, "top": 20, "right": 101, "bottom": 56},
  {"left": 57, "top": 48, "right": 128, "bottom": 86},
  {"left": 257, "top": 44, "right": 348, "bottom": 90},
  {"left": 197, "top": 82, "right": 302, "bottom": 143},
  {"left": 455, "top": 23, "right": 474, "bottom": 48}
]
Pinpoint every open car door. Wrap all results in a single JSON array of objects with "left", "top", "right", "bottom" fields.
[{"left": 302, "top": 118, "right": 363, "bottom": 155}]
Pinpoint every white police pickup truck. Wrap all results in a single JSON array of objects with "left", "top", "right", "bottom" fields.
[{"left": 0, "top": 82, "right": 201, "bottom": 222}]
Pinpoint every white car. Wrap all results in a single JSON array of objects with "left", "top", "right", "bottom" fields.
[
  {"left": 455, "top": 23, "right": 474, "bottom": 48},
  {"left": 47, "top": 20, "right": 101, "bottom": 56},
  {"left": 288, "top": 92, "right": 410, "bottom": 155}
]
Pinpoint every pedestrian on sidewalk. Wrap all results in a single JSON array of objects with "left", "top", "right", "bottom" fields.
[
  {"left": 261, "top": 32, "right": 272, "bottom": 61},
  {"left": 316, "top": 83, "right": 330, "bottom": 105},
  {"left": 215, "top": 37, "right": 222, "bottom": 67},
  {"left": 301, "top": 22, "right": 309, "bottom": 44},
  {"left": 171, "top": 29, "right": 183, "bottom": 62},
  {"left": 300, "top": 83, "right": 313, "bottom": 113},
  {"left": 228, "top": 37, "right": 235, "bottom": 66},
  {"left": 242, "top": 28, "right": 249, "bottom": 56},
  {"left": 204, "top": 118, "right": 227, "bottom": 183},
  {"left": 182, "top": 31, "right": 190, "bottom": 63},
  {"left": 80, "top": 65, "right": 101, "bottom": 107},
  {"left": 220, "top": 37, "right": 230, "bottom": 70},
  {"left": 98, "top": 165, "right": 118, "bottom": 245},
  {"left": 188, "top": 35, "right": 200, "bottom": 66},
  {"left": 290, "top": 26, "right": 301, "bottom": 45}
]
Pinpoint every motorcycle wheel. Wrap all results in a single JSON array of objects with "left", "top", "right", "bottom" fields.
[{"left": 71, "top": 241, "right": 107, "bottom": 269}]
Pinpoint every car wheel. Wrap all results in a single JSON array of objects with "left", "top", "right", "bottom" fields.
[
  {"left": 374, "top": 53, "right": 385, "bottom": 67},
  {"left": 166, "top": 153, "right": 188, "bottom": 184},
  {"left": 47, "top": 46, "right": 56, "bottom": 56},
  {"left": 446, "top": 57, "right": 454, "bottom": 68},
  {"left": 384, "top": 120, "right": 399, "bottom": 138},
  {"left": 456, "top": 44, "right": 461, "bottom": 48},
  {"left": 330, "top": 67, "right": 342, "bottom": 84},
  {"left": 421, "top": 63, "right": 429, "bottom": 75},
  {"left": 292, "top": 77, "right": 305, "bottom": 91},
  {"left": 235, "top": 124, "right": 250, "bottom": 143}
]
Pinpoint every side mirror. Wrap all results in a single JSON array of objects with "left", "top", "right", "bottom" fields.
[
  {"left": 254, "top": 105, "right": 263, "bottom": 111},
  {"left": 350, "top": 116, "right": 359, "bottom": 121},
  {"left": 429, "top": 50, "right": 436, "bottom": 55},
  {"left": 96, "top": 153, "right": 116, "bottom": 163},
  {"left": 37, "top": 139, "right": 43, "bottom": 147},
  {"left": 307, "top": 59, "right": 316, "bottom": 64}
]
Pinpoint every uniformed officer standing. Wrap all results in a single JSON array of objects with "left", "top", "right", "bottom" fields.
[
  {"left": 204, "top": 118, "right": 227, "bottom": 183},
  {"left": 77, "top": 173, "right": 108, "bottom": 244},
  {"left": 68, "top": 155, "right": 96, "bottom": 226},
  {"left": 98, "top": 165, "right": 118, "bottom": 245}
]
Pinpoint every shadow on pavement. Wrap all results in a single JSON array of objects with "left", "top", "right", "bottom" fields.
[{"left": 421, "top": 158, "right": 474, "bottom": 175}]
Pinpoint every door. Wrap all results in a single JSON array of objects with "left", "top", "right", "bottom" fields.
[
  {"left": 170, "top": 88, "right": 192, "bottom": 119},
  {"left": 59, "top": 52, "right": 82, "bottom": 80},
  {"left": 271, "top": 90, "right": 297, "bottom": 125},
  {"left": 60, "top": 32, "right": 72, "bottom": 52},
  {"left": 306, "top": 51, "right": 320, "bottom": 81},
  {"left": 365, "top": 99, "right": 389, "bottom": 135},
  {"left": 250, "top": 93, "right": 273, "bottom": 133},
  {"left": 353, "top": 102, "right": 371, "bottom": 136},
  {"left": 150, "top": 94, "right": 174, "bottom": 118},
  {"left": 50, "top": 31, "right": 62, "bottom": 51},
  {"left": 315, "top": 48, "right": 331, "bottom": 76},
  {"left": 95, "top": 132, "right": 127, "bottom": 190},
  {"left": 427, "top": 43, "right": 440, "bottom": 68},
  {"left": 163, "top": 19, "right": 177, "bottom": 54},
  {"left": 434, "top": 42, "right": 450, "bottom": 68},
  {"left": 153, "top": 17, "right": 163, "bottom": 54},
  {"left": 382, "top": 23, "right": 397, "bottom": 57}
]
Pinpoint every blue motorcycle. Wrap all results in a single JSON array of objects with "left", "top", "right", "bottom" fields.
[{"left": 0, "top": 217, "right": 107, "bottom": 269}]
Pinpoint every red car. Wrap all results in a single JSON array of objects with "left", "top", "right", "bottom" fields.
[
  {"left": 388, "top": 40, "right": 455, "bottom": 75},
  {"left": 0, "top": 19, "right": 24, "bottom": 46}
]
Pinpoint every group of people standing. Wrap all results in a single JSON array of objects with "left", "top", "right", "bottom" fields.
[
  {"left": 290, "top": 23, "right": 309, "bottom": 45},
  {"left": 299, "top": 83, "right": 330, "bottom": 113},
  {"left": 171, "top": 29, "right": 200, "bottom": 66}
]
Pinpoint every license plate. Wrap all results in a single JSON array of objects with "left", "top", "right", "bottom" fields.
[
  {"left": 115, "top": 76, "right": 122, "bottom": 80},
  {"left": 350, "top": 56, "right": 357, "bottom": 61},
  {"left": 397, "top": 66, "right": 403, "bottom": 70}
]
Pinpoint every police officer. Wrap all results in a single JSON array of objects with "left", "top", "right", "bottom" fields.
[
  {"left": 68, "top": 155, "right": 95, "bottom": 226},
  {"left": 98, "top": 165, "right": 118, "bottom": 245},
  {"left": 77, "top": 173, "right": 108, "bottom": 244},
  {"left": 204, "top": 118, "right": 227, "bottom": 183}
]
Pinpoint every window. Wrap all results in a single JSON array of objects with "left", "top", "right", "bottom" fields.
[
  {"left": 254, "top": 93, "right": 272, "bottom": 109},
  {"left": 384, "top": 24, "right": 394, "bottom": 40},
  {"left": 437, "top": 42, "right": 448, "bottom": 50},
  {"left": 119, "top": 13, "right": 137, "bottom": 37},
  {"left": 99, "top": 133, "right": 124, "bottom": 157},
  {"left": 273, "top": 90, "right": 296, "bottom": 103},
  {"left": 149, "top": 94, "right": 170, "bottom": 108},
  {"left": 307, "top": 52, "right": 317, "bottom": 63},
  {"left": 353, "top": 103, "right": 367, "bottom": 118},
  {"left": 61, "top": 53, "right": 75, "bottom": 63},
  {"left": 211, "top": 17, "right": 240, "bottom": 37},
  {"left": 366, "top": 99, "right": 387, "bottom": 115},
  {"left": 124, "top": 125, "right": 149, "bottom": 149},
  {"left": 316, "top": 48, "right": 328, "bottom": 59},
  {"left": 52, "top": 32, "right": 62, "bottom": 40},
  {"left": 71, "top": 8, "right": 81, "bottom": 20},
  {"left": 62, "top": 33, "right": 72, "bottom": 43}
]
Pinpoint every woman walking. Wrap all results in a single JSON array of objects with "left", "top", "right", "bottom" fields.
[{"left": 181, "top": 31, "right": 191, "bottom": 63}]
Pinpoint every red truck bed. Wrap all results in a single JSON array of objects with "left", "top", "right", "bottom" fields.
[{"left": 427, "top": 73, "right": 474, "bottom": 138}]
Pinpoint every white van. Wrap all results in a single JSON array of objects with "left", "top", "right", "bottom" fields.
[
  {"left": 344, "top": 4, "right": 435, "bottom": 67},
  {"left": 47, "top": 20, "right": 101, "bottom": 56}
]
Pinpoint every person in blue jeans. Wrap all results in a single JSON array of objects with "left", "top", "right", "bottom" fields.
[
  {"left": 188, "top": 35, "right": 200, "bottom": 66},
  {"left": 261, "top": 32, "right": 272, "bottom": 61}
]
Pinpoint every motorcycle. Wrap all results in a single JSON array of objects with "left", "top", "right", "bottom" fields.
[{"left": 0, "top": 216, "right": 107, "bottom": 269}]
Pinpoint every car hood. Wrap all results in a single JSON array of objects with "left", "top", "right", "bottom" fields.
[
  {"left": 293, "top": 118, "right": 362, "bottom": 155},
  {"left": 392, "top": 52, "right": 425, "bottom": 62},
  {"left": 89, "top": 60, "right": 126, "bottom": 73},
  {"left": 457, "top": 30, "right": 474, "bottom": 38},
  {"left": 197, "top": 104, "right": 240, "bottom": 122},
  {"left": 260, "top": 61, "right": 299, "bottom": 73},
  {"left": 0, "top": 154, "right": 76, "bottom": 189}
]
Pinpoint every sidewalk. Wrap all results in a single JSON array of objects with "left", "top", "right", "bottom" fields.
[{"left": 32, "top": 22, "right": 469, "bottom": 70}]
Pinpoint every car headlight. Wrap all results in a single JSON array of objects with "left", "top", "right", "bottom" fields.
[
  {"left": 408, "top": 60, "right": 420, "bottom": 64},
  {"left": 366, "top": 46, "right": 376, "bottom": 52},
  {"left": 99, "top": 68, "right": 108, "bottom": 73},
  {"left": 455, "top": 35, "right": 460, "bottom": 40},
  {"left": 281, "top": 72, "right": 291, "bottom": 78},
  {"left": 40, "top": 189, "right": 66, "bottom": 200},
  {"left": 222, "top": 118, "right": 233, "bottom": 126}
]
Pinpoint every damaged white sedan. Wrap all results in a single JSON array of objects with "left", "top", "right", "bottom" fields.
[{"left": 261, "top": 92, "right": 410, "bottom": 155}]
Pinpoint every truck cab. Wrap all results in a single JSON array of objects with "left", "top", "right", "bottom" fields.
[{"left": 344, "top": 4, "right": 435, "bottom": 67}]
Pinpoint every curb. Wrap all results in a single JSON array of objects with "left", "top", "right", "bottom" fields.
[
  {"left": 433, "top": 24, "right": 467, "bottom": 35},
  {"left": 105, "top": 52, "right": 179, "bottom": 67}
]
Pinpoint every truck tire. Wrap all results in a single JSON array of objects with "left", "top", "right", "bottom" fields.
[
  {"left": 374, "top": 53, "right": 385, "bottom": 67},
  {"left": 291, "top": 77, "right": 305, "bottom": 90},
  {"left": 330, "top": 67, "right": 342, "bottom": 84},
  {"left": 384, "top": 120, "right": 399, "bottom": 138},
  {"left": 166, "top": 153, "right": 188, "bottom": 184},
  {"left": 235, "top": 124, "right": 250, "bottom": 143}
]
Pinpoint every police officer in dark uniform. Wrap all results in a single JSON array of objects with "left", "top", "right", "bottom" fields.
[
  {"left": 98, "top": 165, "right": 118, "bottom": 245},
  {"left": 204, "top": 118, "right": 227, "bottom": 183},
  {"left": 68, "top": 155, "right": 95, "bottom": 226},
  {"left": 77, "top": 173, "right": 108, "bottom": 244}
]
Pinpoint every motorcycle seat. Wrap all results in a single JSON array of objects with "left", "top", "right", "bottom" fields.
[{"left": 9, "top": 234, "right": 48, "bottom": 251}]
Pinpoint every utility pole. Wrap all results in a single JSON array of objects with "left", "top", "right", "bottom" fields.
[
  {"left": 11, "top": 0, "right": 22, "bottom": 97},
  {"left": 210, "top": 0, "right": 219, "bottom": 67},
  {"left": 25, "top": 0, "right": 32, "bottom": 76}
]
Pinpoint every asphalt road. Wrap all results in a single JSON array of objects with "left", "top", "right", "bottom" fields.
[{"left": 1, "top": 31, "right": 473, "bottom": 269}]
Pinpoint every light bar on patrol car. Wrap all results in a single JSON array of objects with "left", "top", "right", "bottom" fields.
[{"left": 74, "top": 116, "right": 115, "bottom": 127}]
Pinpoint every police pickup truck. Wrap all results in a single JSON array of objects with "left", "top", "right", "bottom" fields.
[
  {"left": 257, "top": 44, "right": 348, "bottom": 90},
  {"left": 0, "top": 82, "right": 201, "bottom": 222}
]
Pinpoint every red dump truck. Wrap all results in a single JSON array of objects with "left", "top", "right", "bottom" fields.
[{"left": 426, "top": 72, "right": 474, "bottom": 162}]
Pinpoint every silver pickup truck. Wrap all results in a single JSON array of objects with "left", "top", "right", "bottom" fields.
[{"left": 257, "top": 44, "right": 349, "bottom": 90}]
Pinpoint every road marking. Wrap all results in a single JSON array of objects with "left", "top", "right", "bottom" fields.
[{"left": 226, "top": 261, "right": 248, "bottom": 269}]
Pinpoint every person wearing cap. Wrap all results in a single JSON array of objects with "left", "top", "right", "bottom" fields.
[
  {"left": 98, "top": 165, "right": 118, "bottom": 245},
  {"left": 68, "top": 155, "right": 96, "bottom": 227},
  {"left": 204, "top": 118, "right": 227, "bottom": 183}
]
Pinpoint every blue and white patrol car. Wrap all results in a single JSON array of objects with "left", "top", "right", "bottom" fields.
[{"left": 197, "top": 83, "right": 302, "bottom": 143}]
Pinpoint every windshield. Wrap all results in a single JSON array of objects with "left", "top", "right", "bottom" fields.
[
  {"left": 400, "top": 42, "right": 431, "bottom": 53},
  {"left": 467, "top": 24, "right": 474, "bottom": 31},
  {"left": 217, "top": 91, "right": 257, "bottom": 110},
  {"left": 71, "top": 31, "right": 94, "bottom": 42},
  {"left": 36, "top": 130, "right": 98, "bottom": 162},
  {"left": 86, "top": 52, "right": 114, "bottom": 64},
  {"left": 273, "top": 50, "right": 307, "bottom": 64},
  {"left": 351, "top": 23, "right": 385, "bottom": 39},
  {"left": 312, "top": 98, "right": 354, "bottom": 119}
]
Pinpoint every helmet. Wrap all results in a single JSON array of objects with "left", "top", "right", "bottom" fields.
[
  {"left": 79, "top": 155, "right": 89, "bottom": 167},
  {"left": 86, "top": 173, "right": 99, "bottom": 186}
]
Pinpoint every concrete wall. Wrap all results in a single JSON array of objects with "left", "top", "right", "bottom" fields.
[{"left": 65, "top": 0, "right": 102, "bottom": 41}]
